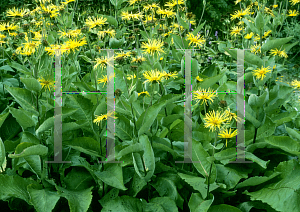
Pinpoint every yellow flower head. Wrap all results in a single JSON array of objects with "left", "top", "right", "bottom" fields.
[
  {"left": 270, "top": 48, "right": 288, "bottom": 58},
  {"left": 138, "top": 91, "right": 150, "bottom": 97},
  {"left": 161, "top": 71, "right": 178, "bottom": 80},
  {"left": 196, "top": 76, "right": 203, "bottom": 82},
  {"left": 97, "top": 73, "right": 116, "bottom": 87},
  {"left": 253, "top": 66, "right": 272, "bottom": 80},
  {"left": 141, "top": 39, "right": 165, "bottom": 56},
  {"left": 291, "top": 80, "right": 300, "bottom": 89},
  {"left": 0, "top": 23, "right": 18, "bottom": 32},
  {"left": 38, "top": 76, "right": 54, "bottom": 92},
  {"left": 63, "top": 37, "right": 87, "bottom": 54},
  {"left": 142, "top": 69, "right": 164, "bottom": 85},
  {"left": 93, "top": 111, "right": 117, "bottom": 126},
  {"left": 289, "top": 0, "right": 300, "bottom": 6},
  {"left": 85, "top": 16, "right": 107, "bottom": 29},
  {"left": 186, "top": 32, "right": 206, "bottom": 48},
  {"left": 287, "top": 9, "right": 299, "bottom": 17},
  {"left": 94, "top": 56, "right": 113, "bottom": 70},
  {"left": 6, "top": 7, "right": 29, "bottom": 17},
  {"left": 45, "top": 44, "right": 68, "bottom": 57},
  {"left": 244, "top": 32, "right": 254, "bottom": 39},
  {"left": 58, "top": 29, "right": 82, "bottom": 39},
  {"left": 230, "top": 26, "right": 243, "bottom": 37},
  {"left": 204, "top": 110, "right": 229, "bottom": 132},
  {"left": 225, "top": 107, "right": 243, "bottom": 123},
  {"left": 218, "top": 128, "right": 238, "bottom": 147},
  {"left": 131, "top": 56, "right": 146, "bottom": 63},
  {"left": 193, "top": 88, "right": 217, "bottom": 106}
]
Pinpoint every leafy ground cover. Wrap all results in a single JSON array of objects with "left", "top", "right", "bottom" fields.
[{"left": 0, "top": 0, "right": 300, "bottom": 211}]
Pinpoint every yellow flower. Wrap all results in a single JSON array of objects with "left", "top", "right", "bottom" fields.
[
  {"left": 85, "top": 16, "right": 107, "bottom": 29},
  {"left": 235, "top": 0, "right": 242, "bottom": 4},
  {"left": 186, "top": 32, "right": 206, "bottom": 48},
  {"left": 291, "top": 80, "right": 300, "bottom": 89},
  {"left": 94, "top": 56, "right": 113, "bottom": 70},
  {"left": 218, "top": 128, "right": 238, "bottom": 147},
  {"left": 97, "top": 74, "right": 116, "bottom": 87},
  {"left": 63, "top": 37, "right": 87, "bottom": 54},
  {"left": 252, "top": 66, "right": 272, "bottom": 80},
  {"left": 98, "top": 29, "right": 116, "bottom": 38},
  {"left": 156, "top": 8, "right": 176, "bottom": 18},
  {"left": 196, "top": 76, "right": 203, "bottom": 82},
  {"left": 273, "top": 4, "right": 278, "bottom": 8},
  {"left": 40, "top": 4, "right": 59, "bottom": 18},
  {"left": 45, "top": 44, "right": 68, "bottom": 56},
  {"left": 244, "top": 32, "right": 254, "bottom": 39},
  {"left": 225, "top": 107, "right": 243, "bottom": 123},
  {"left": 141, "top": 39, "right": 165, "bottom": 56},
  {"left": 131, "top": 56, "right": 146, "bottom": 63},
  {"left": 165, "top": 0, "right": 184, "bottom": 8},
  {"left": 250, "top": 44, "right": 261, "bottom": 55},
  {"left": 289, "top": 0, "right": 300, "bottom": 6},
  {"left": 58, "top": 29, "right": 81, "bottom": 38},
  {"left": 0, "top": 23, "right": 18, "bottom": 32},
  {"left": 161, "top": 71, "right": 178, "bottom": 80},
  {"left": 142, "top": 69, "right": 164, "bottom": 85},
  {"left": 270, "top": 48, "right": 288, "bottom": 58},
  {"left": 143, "top": 3, "right": 160, "bottom": 12},
  {"left": 0, "top": 34, "right": 6, "bottom": 39},
  {"left": 138, "top": 91, "right": 150, "bottom": 97},
  {"left": 93, "top": 111, "right": 117, "bottom": 126},
  {"left": 128, "top": 0, "right": 142, "bottom": 6},
  {"left": 230, "top": 26, "right": 243, "bottom": 37},
  {"left": 230, "top": 8, "right": 250, "bottom": 20},
  {"left": 6, "top": 7, "right": 29, "bottom": 17},
  {"left": 38, "top": 76, "right": 54, "bottom": 92},
  {"left": 61, "top": 0, "right": 75, "bottom": 5},
  {"left": 193, "top": 88, "right": 217, "bottom": 106},
  {"left": 204, "top": 110, "right": 229, "bottom": 132},
  {"left": 127, "top": 74, "right": 136, "bottom": 80},
  {"left": 115, "top": 51, "right": 131, "bottom": 59},
  {"left": 262, "top": 30, "right": 272, "bottom": 38},
  {"left": 287, "top": 10, "right": 299, "bottom": 17}
]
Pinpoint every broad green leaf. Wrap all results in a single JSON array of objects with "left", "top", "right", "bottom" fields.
[
  {"left": 0, "top": 137, "right": 5, "bottom": 173},
  {"left": 10, "top": 61, "right": 31, "bottom": 75},
  {"left": 5, "top": 86, "right": 39, "bottom": 116},
  {"left": 172, "top": 34, "right": 189, "bottom": 50},
  {"left": 139, "top": 134, "right": 155, "bottom": 182},
  {"left": 55, "top": 185, "right": 93, "bottom": 212},
  {"left": 62, "top": 120, "right": 89, "bottom": 133},
  {"left": 0, "top": 65, "right": 14, "bottom": 73},
  {"left": 9, "top": 107, "right": 36, "bottom": 130},
  {"left": 116, "top": 113, "right": 134, "bottom": 141},
  {"left": 36, "top": 116, "right": 54, "bottom": 137},
  {"left": 0, "top": 111, "right": 9, "bottom": 128},
  {"left": 255, "top": 117, "right": 276, "bottom": 141},
  {"left": 22, "top": 132, "right": 40, "bottom": 144},
  {"left": 243, "top": 18, "right": 259, "bottom": 35},
  {"left": 94, "top": 163, "right": 127, "bottom": 190},
  {"left": 244, "top": 51, "right": 263, "bottom": 67},
  {"left": 20, "top": 77, "right": 42, "bottom": 93},
  {"left": 245, "top": 152, "right": 269, "bottom": 169},
  {"left": 216, "top": 164, "right": 248, "bottom": 189},
  {"left": 109, "top": 37, "right": 125, "bottom": 49},
  {"left": 66, "top": 95, "right": 93, "bottom": 123},
  {"left": 261, "top": 36, "right": 293, "bottom": 52},
  {"left": 244, "top": 160, "right": 300, "bottom": 212},
  {"left": 177, "top": 14, "right": 189, "bottom": 29},
  {"left": 281, "top": 41, "right": 299, "bottom": 52},
  {"left": 64, "top": 167, "right": 94, "bottom": 191},
  {"left": 199, "top": 72, "right": 225, "bottom": 90},
  {"left": 0, "top": 174, "right": 38, "bottom": 202},
  {"left": 192, "top": 21, "right": 206, "bottom": 36},
  {"left": 245, "top": 101, "right": 261, "bottom": 128},
  {"left": 137, "top": 94, "right": 183, "bottom": 136},
  {"left": 235, "top": 172, "right": 281, "bottom": 189},
  {"left": 188, "top": 193, "right": 214, "bottom": 212},
  {"left": 214, "top": 148, "right": 236, "bottom": 164},
  {"left": 270, "top": 111, "right": 298, "bottom": 126},
  {"left": 116, "top": 143, "right": 143, "bottom": 160},
  {"left": 286, "top": 127, "right": 300, "bottom": 141},
  {"left": 27, "top": 184, "right": 60, "bottom": 212},
  {"left": 192, "top": 139, "right": 216, "bottom": 184},
  {"left": 102, "top": 15, "right": 118, "bottom": 27},
  {"left": 101, "top": 195, "right": 143, "bottom": 212},
  {"left": 130, "top": 172, "right": 147, "bottom": 197},
  {"left": 152, "top": 142, "right": 181, "bottom": 159},
  {"left": 24, "top": 155, "right": 42, "bottom": 178},
  {"left": 178, "top": 173, "right": 219, "bottom": 200},
  {"left": 208, "top": 204, "right": 242, "bottom": 212},
  {"left": 99, "top": 188, "right": 119, "bottom": 208},
  {"left": 265, "top": 136, "right": 300, "bottom": 155},
  {"left": 151, "top": 177, "right": 180, "bottom": 203},
  {"left": 63, "top": 137, "right": 101, "bottom": 157},
  {"left": 255, "top": 12, "right": 264, "bottom": 30},
  {"left": 146, "top": 197, "right": 178, "bottom": 212},
  {"left": 9, "top": 143, "right": 48, "bottom": 158}
]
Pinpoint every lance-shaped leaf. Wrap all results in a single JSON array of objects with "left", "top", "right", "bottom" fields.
[
  {"left": 63, "top": 137, "right": 101, "bottom": 157},
  {"left": 9, "top": 107, "right": 36, "bottom": 130},
  {"left": 20, "top": 77, "right": 42, "bottom": 94},
  {"left": 101, "top": 195, "right": 144, "bottom": 212},
  {"left": 189, "top": 193, "right": 214, "bottom": 212},
  {"left": 265, "top": 136, "right": 300, "bottom": 155},
  {"left": 261, "top": 36, "right": 294, "bottom": 52},
  {"left": 8, "top": 143, "right": 48, "bottom": 158},
  {"left": 235, "top": 172, "right": 281, "bottom": 189},
  {"left": 139, "top": 134, "right": 155, "bottom": 183}
]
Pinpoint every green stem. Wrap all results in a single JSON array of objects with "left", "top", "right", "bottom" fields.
[{"left": 206, "top": 130, "right": 217, "bottom": 200}]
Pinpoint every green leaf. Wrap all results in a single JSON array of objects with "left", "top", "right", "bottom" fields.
[
  {"left": 64, "top": 167, "right": 94, "bottom": 191},
  {"left": 188, "top": 193, "right": 214, "bottom": 212},
  {"left": 116, "top": 143, "right": 144, "bottom": 160},
  {"left": 0, "top": 137, "right": 5, "bottom": 173},
  {"left": 20, "top": 77, "right": 42, "bottom": 93},
  {"left": 216, "top": 164, "right": 248, "bottom": 189},
  {"left": 24, "top": 155, "right": 42, "bottom": 178},
  {"left": 255, "top": 12, "right": 264, "bottom": 30},
  {"left": 0, "top": 174, "right": 38, "bottom": 202},
  {"left": 109, "top": 37, "right": 125, "bottom": 49},
  {"left": 150, "top": 176, "right": 180, "bottom": 203},
  {"left": 199, "top": 72, "right": 225, "bottom": 90},
  {"left": 137, "top": 94, "right": 183, "bottom": 137},
  {"left": 0, "top": 112, "right": 9, "bottom": 128},
  {"left": 192, "top": 21, "right": 206, "bottom": 36},
  {"left": 243, "top": 18, "right": 259, "bottom": 35},
  {"left": 178, "top": 173, "right": 219, "bottom": 200},
  {"left": 101, "top": 195, "right": 143, "bottom": 212},
  {"left": 9, "top": 107, "right": 36, "bottom": 130},
  {"left": 94, "top": 163, "right": 127, "bottom": 190},
  {"left": 172, "top": 34, "right": 189, "bottom": 50},
  {"left": 63, "top": 137, "right": 101, "bottom": 157},
  {"left": 27, "top": 184, "right": 60, "bottom": 212},
  {"left": 245, "top": 51, "right": 263, "bottom": 67},
  {"left": 214, "top": 148, "right": 236, "bottom": 164},
  {"left": 265, "top": 136, "right": 300, "bottom": 155},
  {"left": 261, "top": 36, "right": 294, "bottom": 52},
  {"left": 130, "top": 172, "right": 147, "bottom": 197},
  {"left": 55, "top": 185, "right": 93, "bottom": 212},
  {"left": 192, "top": 139, "right": 216, "bottom": 184},
  {"left": 5, "top": 86, "right": 39, "bottom": 116},
  {"left": 102, "top": 15, "right": 118, "bottom": 27},
  {"left": 139, "top": 134, "right": 155, "bottom": 182},
  {"left": 245, "top": 101, "right": 261, "bottom": 128},
  {"left": 176, "top": 14, "right": 189, "bottom": 30},
  {"left": 245, "top": 152, "right": 269, "bottom": 169},
  {"left": 270, "top": 111, "right": 298, "bottom": 126},
  {"left": 147, "top": 197, "right": 178, "bottom": 212},
  {"left": 0, "top": 65, "right": 14, "bottom": 73},
  {"left": 36, "top": 116, "right": 54, "bottom": 137},
  {"left": 244, "top": 160, "right": 300, "bottom": 212},
  {"left": 235, "top": 172, "right": 281, "bottom": 189},
  {"left": 208, "top": 204, "right": 242, "bottom": 212},
  {"left": 286, "top": 127, "right": 300, "bottom": 141},
  {"left": 8, "top": 143, "right": 48, "bottom": 158},
  {"left": 10, "top": 61, "right": 31, "bottom": 75}
]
